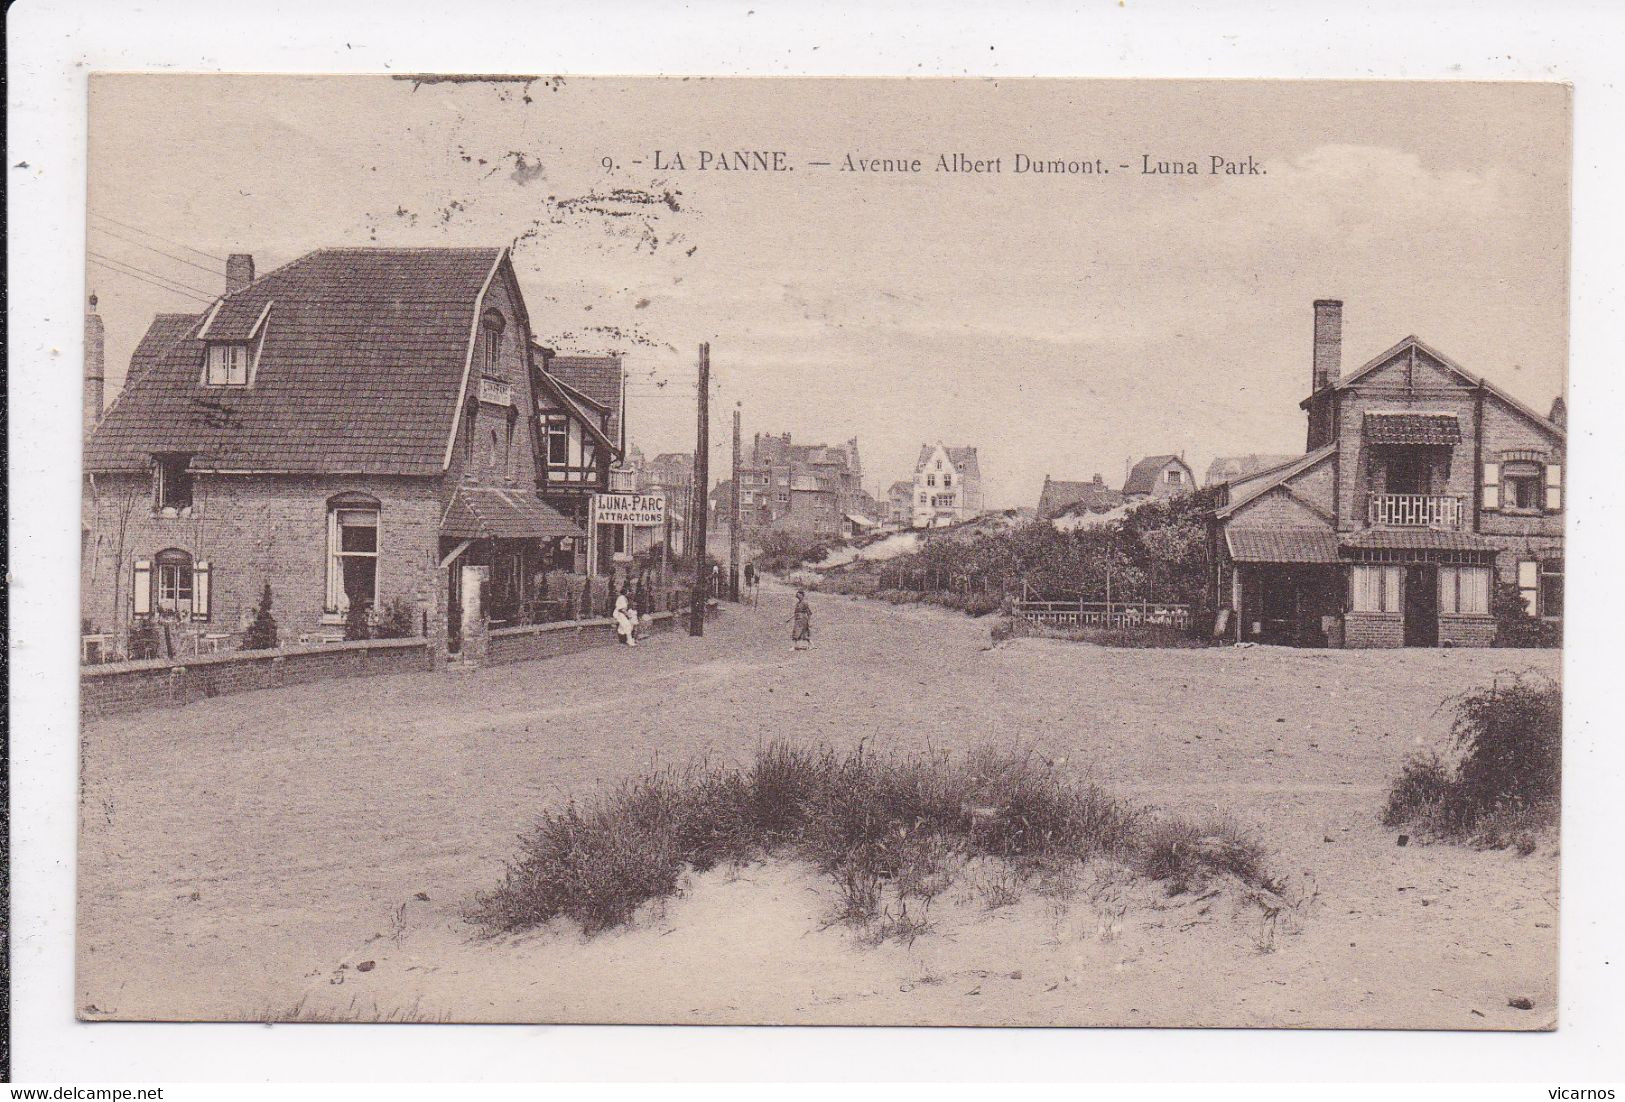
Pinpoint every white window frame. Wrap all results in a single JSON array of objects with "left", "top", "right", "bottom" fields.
[
  {"left": 326, "top": 506, "right": 380, "bottom": 616},
  {"left": 1350, "top": 564, "right": 1402, "bottom": 613},
  {"left": 1437, "top": 565, "right": 1490, "bottom": 616},
  {"left": 205, "top": 342, "right": 250, "bottom": 386},
  {"left": 1517, "top": 560, "right": 1539, "bottom": 617}
]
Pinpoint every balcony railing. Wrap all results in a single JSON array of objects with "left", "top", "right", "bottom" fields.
[{"left": 1368, "top": 493, "right": 1464, "bottom": 528}]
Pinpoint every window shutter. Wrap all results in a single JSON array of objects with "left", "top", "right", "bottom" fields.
[
  {"left": 1545, "top": 463, "right": 1562, "bottom": 512},
  {"left": 132, "top": 558, "right": 152, "bottom": 615},
  {"left": 192, "top": 560, "right": 211, "bottom": 621},
  {"left": 1481, "top": 463, "right": 1500, "bottom": 511}
]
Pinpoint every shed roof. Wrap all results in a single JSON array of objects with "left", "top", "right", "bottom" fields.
[
  {"left": 440, "top": 485, "right": 585, "bottom": 541},
  {"left": 1363, "top": 411, "right": 1462, "bottom": 446},
  {"left": 1339, "top": 528, "right": 1501, "bottom": 552},
  {"left": 1226, "top": 527, "right": 1340, "bottom": 564}
]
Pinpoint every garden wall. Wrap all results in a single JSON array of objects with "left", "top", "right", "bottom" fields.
[{"left": 81, "top": 637, "right": 432, "bottom": 721}]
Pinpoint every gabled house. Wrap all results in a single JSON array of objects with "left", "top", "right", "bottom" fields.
[
  {"left": 1123, "top": 454, "right": 1195, "bottom": 502},
  {"left": 530, "top": 349, "right": 629, "bottom": 571},
  {"left": 887, "top": 480, "right": 914, "bottom": 527},
  {"left": 911, "top": 444, "right": 984, "bottom": 528},
  {"left": 81, "top": 246, "right": 610, "bottom": 661},
  {"left": 1038, "top": 474, "right": 1123, "bottom": 519},
  {"left": 1210, "top": 299, "right": 1565, "bottom": 647}
]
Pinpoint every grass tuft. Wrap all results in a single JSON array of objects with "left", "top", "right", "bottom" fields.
[{"left": 468, "top": 742, "right": 1282, "bottom": 941}]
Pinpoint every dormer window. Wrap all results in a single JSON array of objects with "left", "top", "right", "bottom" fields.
[
  {"left": 206, "top": 342, "right": 250, "bottom": 386},
  {"left": 155, "top": 454, "right": 193, "bottom": 512}
]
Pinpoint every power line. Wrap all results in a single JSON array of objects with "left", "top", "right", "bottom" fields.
[
  {"left": 87, "top": 250, "right": 218, "bottom": 300},
  {"left": 89, "top": 211, "right": 230, "bottom": 264},
  {"left": 87, "top": 254, "right": 217, "bottom": 305},
  {"left": 90, "top": 224, "right": 228, "bottom": 277}
]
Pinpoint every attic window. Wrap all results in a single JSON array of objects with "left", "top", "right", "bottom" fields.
[
  {"left": 480, "top": 309, "right": 506, "bottom": 378},
  {"left": 155, "top": 454, "right": 193, "bottom": 511},
  {"left": 206, "top": 343, "right": 250, "bottom": 386}
]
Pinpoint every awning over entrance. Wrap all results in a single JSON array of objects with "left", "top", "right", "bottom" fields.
[
  {"left": 1363, "top": 411, "right": 1462, "bottom": 446},
  {"left": 441, "top": 486, "right": 588, "bottom": 541},
  {"left": 1226, "top": 526, "right": 1340, "bottom": 564}
]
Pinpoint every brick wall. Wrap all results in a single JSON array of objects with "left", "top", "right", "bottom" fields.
[
  {"left": 486, "top": 610, "right": 678, "bottom": 666},
  {"left": 1438, "top": 614, "right": 1497, "bottom": 648},
  {"left": 81, "top": 472, "right": 445, "bottom": 645},
  {"left": 1343, "top": 611, "right": 1403, "bottom": 648},
  {"left": 81, "top": 637, "right": 431, "bottom": 720}
]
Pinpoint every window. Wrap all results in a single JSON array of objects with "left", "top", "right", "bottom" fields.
[
  {"left": 489, "top": 428, "right": 499, "bottom": 467},
  {"left": 155, "top": 454, "right": 193, "bottom": 511},
  {"left": 1166, "top": 468, "right": 1183, "bottom": 485},
  {"left": 545, "top": 415, "right": 570, "bottom": 467},
  {"left": 917, "top": 492, "right": 927, "bottom": 505},
  {"left": 205, "top": 343, "right": 249, "bottom": 386},
  {"left": 935, "top": 459, "right": 942, "bottom": 470},
  {"left": 777, "top": 491, "right": 790, "bottom": 503},
  {"left": 1502, "top": 462, "right": 1543, "bottom": 511},
  {"left": 1540, "top": 558, "right": 1564, "bottom": 620},
  {"left": 480, "top": 309, "right": 505, "bottom": 378},
  {"left": 1350, "top": 565, "right": 1401, "bottom": 612},
  {"left": 1438, "top": 566, "right": 1490, "bottom": 615},
  {"left": 155, "top": 548, "right": 194, "bottom": 617},
  {"left": 326, "top": 496, "right": 380, "bottom": 615},
  {"left": 1517, "top": 560, "right": 1539, "bottom": 617},
  {"left": 504, "top": 408, "right": 517, "bottom": 477},
  {"left": 463, "top": 400, "right": 478, "bottom": 464},
  {"left": 944, "top": 473, "right": 953, "bottom": 488},
  {"left": 926, "top": 474, "right": 936, "bottom": 487}
]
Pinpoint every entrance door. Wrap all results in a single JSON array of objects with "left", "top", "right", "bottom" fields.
[{"left": 1403, "top": 565, "right": 1438, "bottom": 647}]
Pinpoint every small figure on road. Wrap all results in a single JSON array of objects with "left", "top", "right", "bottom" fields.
[
  {"left": 613, "top": 591, "right": 638, "bottom": 647},
  {"left": 789, "top": 589, "right": 813, "bottom": 650},
  {"left": 743, "top": 562, "right": 757, "bottom": 604}
]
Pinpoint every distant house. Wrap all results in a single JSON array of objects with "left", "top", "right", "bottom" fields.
[
  {"left": 911, "top": 444, "right": 984, "bottom": 528},
  {"left": 1123, "top": 454, "right": 1196, "bottom": 502},
  {"left": 887, "top": 480, "right": 914, "bottom": 527},
  {"left": 1210, "top": 299, "right": 1564, "bottom": 648},
  {"left": 1038, "top": 474, "right": 1123, "bottom": 519},
  {"left": 1204, "top": 454, "right": 1297, "bottom": 488},
  {"left": 81, "top": 246, "right": 601, "bottom": 661}
]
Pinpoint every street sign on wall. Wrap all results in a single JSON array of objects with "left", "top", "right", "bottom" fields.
[{"left": 591, "top": 492, "right": 667, "bottom": 526}]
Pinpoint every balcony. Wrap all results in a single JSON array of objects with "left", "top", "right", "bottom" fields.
[{"left": 1367, "top": 493, "right": 1464, "bottom": 529}]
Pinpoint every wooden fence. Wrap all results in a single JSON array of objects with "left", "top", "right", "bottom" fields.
[{"left": 1013, "top": 599, "right": 1192, "bottom": 630}]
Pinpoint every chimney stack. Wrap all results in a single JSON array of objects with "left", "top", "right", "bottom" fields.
[
  {"left": 1312, "top": 299, "right": 1343, "bottom": 392},
  {"left": 84, "top": 293, "right": 105, "bottom": 436},
  {"left": 226, "top": 253, "right": 256, "bottom": 294},
  {"left": 1548, "top": 396, "right": 1567, "bottom": 429}
]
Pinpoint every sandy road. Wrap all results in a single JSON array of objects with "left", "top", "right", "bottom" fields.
[{"left": 78, "top": 583, "right": 1560, "bottom": 1026}]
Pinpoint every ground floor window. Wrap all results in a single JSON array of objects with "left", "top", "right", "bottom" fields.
[
  {"left": 1349, "top": 564, "right": 1401, "bottom": 613},
  {"left": 1517, "top": 560, "right": 1539, "bottom": 617},
  {"left": 1539, "top": 557, "right": 1564, "bottom": 620},
  {"left": 1437, "top": 565, "right": 1491, "bottom": 615},
  {"left": 327, "top": 497, "right": 380, "bottom": 614}
]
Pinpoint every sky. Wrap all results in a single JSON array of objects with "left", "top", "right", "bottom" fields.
[{"left": 87, "top": 76, "right": 1570, "bottom": 507}]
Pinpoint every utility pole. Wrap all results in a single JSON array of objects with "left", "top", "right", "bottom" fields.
[
  {"left": 729, "top": 402, "right": 742, "bottom": 602},
  {"left": 689, "top": 342, "right": 711, "bottom": 636}
]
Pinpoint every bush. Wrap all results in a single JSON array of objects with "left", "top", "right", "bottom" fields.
[
  {"left": 1381, "top": 673, "right": 1560, "bottom": 848},
  {"left": 375, "top": 597, "right": 419, "bottom": 639},
  {"left": 468, "top": 743, "right": 1279, "bottom": 939},
  {"left": 242, "top": 583, "right": 278, "bottom": 650},
  {"left": 344, "top": 599, "right": 372, "bottom": 641},
  {"left": 1491, "top": 582, "right": 1561, "bottom": 648}
]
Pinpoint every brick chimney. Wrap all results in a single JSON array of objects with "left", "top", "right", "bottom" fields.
[
  {"left": 84, "top": 293, "right": 105, "bottom": 436},
  {"left": 1312, "top": 299, "right": 1343, "bottom": 392},
  {"left": 226, "top": 253, "right": 255, "bottom": 293},
  {"left": 1549, "top": 396, "right": 1567, "bottom": 429}
]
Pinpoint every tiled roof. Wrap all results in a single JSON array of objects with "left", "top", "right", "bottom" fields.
[
  {"left": 1226, "top": 527, "right": 1340, "bottom": 563},
  {"left": 124, "top": 313, "right": 200, "bottom": 386},
  {"left": 1204, "top": 453, "right": 1298, "bottom": 487},
  {"left": 440, "top": 485, "right": 585, "bottom": 541},
  {"left": 889, "top": 480, "right": 912, "bottom": 496},
  {"left": 1124, "top": 454, "right": 1188, "bottom": 495},
  {"left": 1340, "top": 528, "right": 1501, "bottom": 552},
  {"left": 1039, "top": 478, "right": 1123, "bottom": 517},
  {"left": 548, "top": 355, "right": 623, "bottom": 446},
  {"left": 1364, "top": 411, "right": 1462, "bottom": 446},
  {"left": 916, "top": 444, "right": 980, "bottom": 478},
  {"left": 85, "top": 247, "right": 505, "bottom": 475}
]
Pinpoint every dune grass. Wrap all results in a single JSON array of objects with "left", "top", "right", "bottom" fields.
[{"left": 468, "top": 742, "right": 1279, "bottom": 940}]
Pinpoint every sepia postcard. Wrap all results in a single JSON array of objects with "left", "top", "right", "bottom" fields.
[{"left": 76, "top": 75, "right": 1568, "bottom": 1029}]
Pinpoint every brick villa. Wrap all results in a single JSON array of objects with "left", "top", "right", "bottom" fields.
[
  {"left": 1210, "top": 299, "right": 1565, "bottom": 647},
  {"left": 81, "top": 246, "right": 630, "bottom": 661}
]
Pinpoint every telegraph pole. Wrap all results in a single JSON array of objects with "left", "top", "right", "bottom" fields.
[
  {"left": 729, "top": 402, "right": 742, "bottom": 602},
  {"left": 689, "top": 342, "right": 711, "bottom": 636}
]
